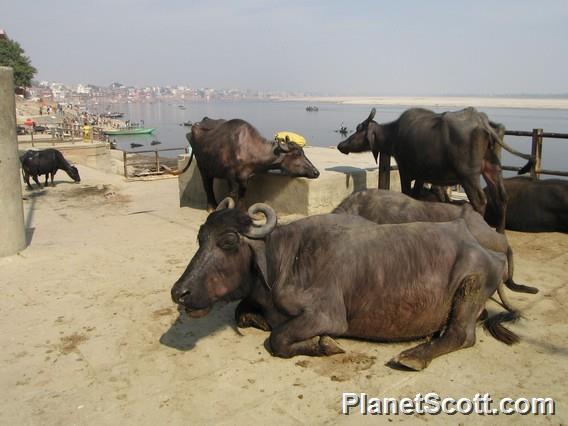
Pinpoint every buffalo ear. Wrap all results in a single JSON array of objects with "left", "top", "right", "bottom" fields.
[
  {"left": 367, "top": 126, "right": 379, "bottom": 163},
  {"left": 246, "top": 238, "right": 271, "bottom": 291}
]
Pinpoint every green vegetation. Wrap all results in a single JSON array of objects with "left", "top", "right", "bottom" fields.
[{"left": 0, "top": 36, "right": 37, "bottom": 89}]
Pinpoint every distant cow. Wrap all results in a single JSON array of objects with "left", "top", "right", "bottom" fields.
[
  {"left": 20, "top": 149, "right": 80, "bottom": 190},
  {"left": 165, "top": 117, "right": 319, "bottom": 211},
  {"left": 485, "top": 177, "right": 568, "bottom": 233},
  {"left": 171, "top": 199, "right": 519, "bottom": 370},
  {"left": 337, "top": 107, "right": 533, "bottom": 233},
  {"left": 333, "top": 189, "right": 538, "bottom": 296}
]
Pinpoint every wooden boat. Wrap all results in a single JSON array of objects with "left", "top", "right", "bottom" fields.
[
  {"left": 103, "top": 112, "right": 124, "bottom": 118},
  {"left": 103, "top": 127, "right": 155, "bottom": 135}
]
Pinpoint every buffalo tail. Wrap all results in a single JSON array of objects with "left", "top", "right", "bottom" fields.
[
  {"left": 483, "top": 310, "right": 521, "bottom": 345},
  {"left": 517, "top": 158, "right": 534, "bottom": 175},
  {"left": 162, "top": 151, "right": 194, "bottom": 176},
  {"left": 505, "top": 246, "right": 539, "bottom": 294}
]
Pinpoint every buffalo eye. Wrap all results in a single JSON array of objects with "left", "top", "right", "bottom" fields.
[{"left": 218, "top": 232, "right": 239, "bottom": 251}]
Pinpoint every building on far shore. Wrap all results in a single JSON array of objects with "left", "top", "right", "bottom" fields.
[{"left": 0, "top": 29, "right": 7, "bottom": 39}]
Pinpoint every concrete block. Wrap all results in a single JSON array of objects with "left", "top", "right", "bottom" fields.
[{"left": 178, "top": 147, "right": 400, "bottom": 215}]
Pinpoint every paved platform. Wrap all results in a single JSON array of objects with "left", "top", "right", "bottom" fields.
[
  {"left": 178, "top": 147, "right": 401, "bottom": 214},
  {"left": 1, "top": 164, "right": 567, "bottom": 424}
]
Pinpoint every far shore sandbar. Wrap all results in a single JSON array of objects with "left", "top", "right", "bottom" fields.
[{"left": 278, "top": 96, "right": 568, "bottom": 110}]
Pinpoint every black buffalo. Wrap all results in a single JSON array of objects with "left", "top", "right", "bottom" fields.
[
  {"left": 337, "top": 107, "right": 532, "bottom": 233},
  {"left": 171, "top": 199, "right": 519, "bottom": 370},
  {"left": 485, "top": 177, "right": 568, "bottom": 233},
  {"left": 20, "top": 149, "right": 80, "bottom": 190},
  {"left": 166, "top": 117, "right": 319, "bottom": 211},
  {"left": 333, "top": 189, "right": 538, "bottom": 297}
]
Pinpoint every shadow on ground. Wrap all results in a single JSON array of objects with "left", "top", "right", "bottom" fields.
[
  {"left": 159, "top": 302, "right": 240, "bottom": 351},
  {"left": 23, "top": 190, "right": 47, "bottom": 246}
]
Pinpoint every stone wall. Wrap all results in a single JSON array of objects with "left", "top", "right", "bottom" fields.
[{"left": 178, "top": 147, "right": 401, "bottom": 215}]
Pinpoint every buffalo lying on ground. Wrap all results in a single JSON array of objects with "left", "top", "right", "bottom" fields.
[
  {"left": 485, "top": 177, "right": 568, "bottom": 233},
  {"left": 171, "top": 199, "right": 519, "bottom": 370},
  {"left": 337, "top": 107, "right": 532, "bottom": 233},
  {"left": 333, "top": 189, "right": 538, "bottom": 296},
  {"left": 20, "top": 149, "right": 80, "bottom": 190},
  {"left": 165, "top": 117, "right": 319, "bottom": 211}
]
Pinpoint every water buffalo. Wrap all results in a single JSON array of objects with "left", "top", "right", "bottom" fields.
[
  {"left": 20, "top": 149, "right": 80, "bottom": 190},
  {"left": 485, "top": 177, "right": 568, "bottom": 233},
  {"left": 165, "top": 117, "right": 319, "bottom": 211},
  {"left": 337, "top": 107, "right": 533, "bottom": 233},
  {"left": 171, "top": 199, "right": 519, "bottom": 370},
  {"left": 333, "top": 189, "right": 538, "bottom": 297}
]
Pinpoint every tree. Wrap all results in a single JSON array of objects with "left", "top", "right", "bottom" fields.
[{"left": 0, "top": 36, "right": 37, "bottom": 89}]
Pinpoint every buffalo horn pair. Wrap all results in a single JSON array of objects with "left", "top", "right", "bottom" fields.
[{"left": 216, "top": 197, "right": 277, "bottom": 238}]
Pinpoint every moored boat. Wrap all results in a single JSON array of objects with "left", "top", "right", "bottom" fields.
[
  {"left": 103, "top": 127, "right": 156, "bottom": 135},
  {"left": 103, "top": 112, "right": 125, "bottom": 118}
]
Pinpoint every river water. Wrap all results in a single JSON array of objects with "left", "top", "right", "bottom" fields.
[{"left": 93, "top": 100, "right": 568, "bottom": 177}]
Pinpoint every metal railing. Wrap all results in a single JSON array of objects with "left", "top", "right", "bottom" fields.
[
  {"left": 377, "top": 127, "right": 568, "bottom": 189},
  {"left": 122, "top": 147, "right": 188, "bottom": 179},
  {"left": 20, "top": 124, "right": 110, "bottom": 147}
]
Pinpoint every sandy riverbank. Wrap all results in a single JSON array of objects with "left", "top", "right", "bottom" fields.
[
  {"left": 280, "top": 96, "right": 568, "bottom": 110},
  {"left": 1, "top": 163, "right": 567, "bottom": 424}
]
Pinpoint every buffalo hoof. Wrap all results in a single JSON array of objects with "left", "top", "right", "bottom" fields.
[
  {"left": 236, "top": 312, "right": 271, "bottom": 331},
  {"left": 319, "top": 336, "right": 345, "bottom": 356},
  {"left": 392, "top": 352, "right": 430, "bottom": 371}
]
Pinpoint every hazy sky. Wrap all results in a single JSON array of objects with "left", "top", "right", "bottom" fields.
[{"left": 2, "top": 0, "right": 567, "bottom": 95}]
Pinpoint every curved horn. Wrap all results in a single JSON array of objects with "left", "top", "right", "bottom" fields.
[
  {"left": 278, "top": 139, "right": 292, "bottom": 153},
  {"left": 244, "top": 203, "right": 277, "bottom": 239},
  {"left": 367, "top": 107, "right": 376, "bottom": 122},
  {"left": 216, "top": 197, "right": 236, "bottom": 211}
]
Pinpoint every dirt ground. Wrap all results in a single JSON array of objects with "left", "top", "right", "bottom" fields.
[{"left": 1, "top": 165, "right": 567, "bottom": 425}]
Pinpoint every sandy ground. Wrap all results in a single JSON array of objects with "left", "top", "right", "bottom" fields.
[
  {"left": 1, "top": 165, "right": 567, "bottom": 425},
  {"left": 281, "top": 96, "right": 568, "bottom": 110}
]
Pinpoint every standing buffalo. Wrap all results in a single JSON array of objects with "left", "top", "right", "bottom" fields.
[
  {"left": 337, "top": 107, "right": 532, "bottom": 233},
  {"left": 20, "top": 149, "right": 80, "bottom": 190},
  {"left": 333, "top": 189, "right": 538, "bottom": 297},
  {"left": 485, "top": 177, "right": 568, "bottom": 233},
  {"left": 165, "top": 117, "right": 319, "bottom": 211},
  {"left": 171, "top": 199, "right": 519, "bottom": 370}
]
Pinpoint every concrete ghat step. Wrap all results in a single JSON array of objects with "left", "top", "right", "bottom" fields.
[{"left": 177, "top": 147, "right": 401, "bottom": 215}]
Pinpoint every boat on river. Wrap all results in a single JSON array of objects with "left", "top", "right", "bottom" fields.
[{"left": 103, "top": 127, "right": 155, "bottom": 136}]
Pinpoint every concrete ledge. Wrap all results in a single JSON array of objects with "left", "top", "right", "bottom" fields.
[{"left": 178, "top": 147, "right": 401, "bottom": 215}]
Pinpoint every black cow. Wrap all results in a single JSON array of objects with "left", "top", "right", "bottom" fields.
[
  {"left": 337, "top": 107, "right": 532, "bottom": 233},
  {"left": 171, "top": 199, "right": 519, "bottom": 370},
  {"left": 165, "top": 117, "right": 319, "bottom": 211},
  {"left": 333, "top": 189, "right": 538, "bottom": 296},
  {"left": 20, "top": 149, "right": 80, "bottom": 190},
  {"left": 485, "top": 177, "right": 568, "bottom": 233}
]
